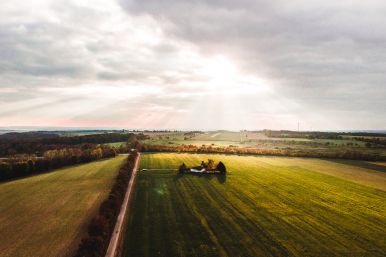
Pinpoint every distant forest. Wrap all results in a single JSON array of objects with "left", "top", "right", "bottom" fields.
[
  {"left": 0, "top": 132, "right": 148, "bottom": 156},
  {"left": 263, "top": 130, "right": 386, "bottom": 139}
]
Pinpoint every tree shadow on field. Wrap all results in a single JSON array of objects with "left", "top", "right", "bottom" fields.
[
  {"left": 174, "top": 173, "right": 227, "bottom": 184},
  {"left": 326, "top": 159, "right": 386, "bottom": 173}
]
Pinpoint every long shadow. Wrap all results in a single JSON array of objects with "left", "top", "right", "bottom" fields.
[
  {"left": 174, "top": 172, "right": 227, "bottom": 184},
  {"left": 325, "top": 159, "right": 386, "bottom": 173},
  {"left": 215, "top": 174, "right": 227, "bottom": 183}
]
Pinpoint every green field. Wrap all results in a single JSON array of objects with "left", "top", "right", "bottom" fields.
[
  {"left": 143, "top": 131, "right": 381, "bottom": 154},
  {"left": 106, "top": 141, "right": 127, "bottom": 147},
  {"left": 123, "top": 153, "right": 386, "bottom": 257},
  {"left": 0, "top": 156, "right": 126, "bottom": 257}
]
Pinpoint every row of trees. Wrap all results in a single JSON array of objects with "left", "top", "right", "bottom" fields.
[
  {"left": 263, "top": 130, "right": 342, "bottom": 139},
  {"left": 140, "top": 144, "right": 386, "bottom": 161},
  {"left": 178, "top": 159, "right": 226, "bottom": 174},
  {"left": 264, "top": 130, "right": 386, "bottom": 142},
  {"left": 245, "top": 139, "right": 361, "bottom": 148},
  {"left": 353, "top": 137, "right": 386, "bottom": 147},
  {"left": 74, "top": 151, "right": 139, "bottom": 257},
  {"left": 0, "top": 145, "right": 118, "bottom": 182},
  {"left": 0, "top": 132, "right": 149, "bottom": 156}
]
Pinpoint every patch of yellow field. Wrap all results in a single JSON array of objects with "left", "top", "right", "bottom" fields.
[{"left": 0, "top": 156, "right": 126, "bottom": 257}]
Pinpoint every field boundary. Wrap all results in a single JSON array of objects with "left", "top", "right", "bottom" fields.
[
  {"left": 0, "top": 156, "right": 120, "bottom": 184},
  {"left": 141, "top": 151, "right": 386, "bottom": 161},
  {"left": 123, "top": 153, "right": 386, "bottom": 257},
  {"left": 105, "top": 153, "right": 140, "bottom": 257}
]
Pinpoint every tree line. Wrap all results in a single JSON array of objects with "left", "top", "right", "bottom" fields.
[
  {"left": 264, "top": 129, "right": 386, "bottom": 141},
  {"left": 0, "top": 132, "right": 149, "bottom": 156},
  {"left": 263, "top": 130, "right": 342, "bottom": 139},
  {"left": 353, "top": 137, "right": 386, "bottom": 147},
  {"left": 74, "top": 151, "right": 139, "bottom": 257},
  {"left": 0, "top": 145, "right": 118, "bottom": 182},
  {"left": 179, "top": 159, "right": 226, "bottom": 174},
  {"left": 139, "top": 143, "right": 386, "bottom": 161}
]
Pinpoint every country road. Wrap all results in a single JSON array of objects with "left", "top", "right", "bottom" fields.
[{"left": 105, "top": 153, "right": 140, "bottom": 257}]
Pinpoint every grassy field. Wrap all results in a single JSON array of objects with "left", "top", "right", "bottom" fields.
[
  {"left": 123, "top": 153, "right": 386, "bottom": 257},
  {"left": 0, "top": 156, "right": 126, "bottom": 257},
  {"left": 106, "top": 141, "right": 127, "bottom": 147},
  {"left": 144, "top": 131, "right": 375, "bottom": 150}
]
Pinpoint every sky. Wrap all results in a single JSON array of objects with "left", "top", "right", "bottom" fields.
[{"left": 0, "top": 0, "right": 385, "bottom": 130}]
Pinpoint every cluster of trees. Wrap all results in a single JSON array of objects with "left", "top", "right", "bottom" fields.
[
  {"left": 264, "top": 130, "right": 386, "bottom": 142},
  {"left": 178, "top": 159, "right": 226, "bottom": 174},
  {"left": 38, "top": 133, "right": 141, "bottom": 145},
  {"left": 252, "top": 139, "right": 360, "bottom": 148},
  {"left": 263, "top": 130, "right": 341, "bottom": 139},
  {"left": 0, "top": 145, "right": 117, "bottom": 182},
  {"left": 353, "top": 137, "right": 386, "bottom": 147},
  {"left": 74, "top": 151, "right": 138, "bottom": 257},
  {"left": 141, "top": 144, "right": 386, "bottom": 161},
  {"left": 342, "top": 132, "right": 386, "bottom": 137},
  {"left": 0, "top": 132, "right": 148, "bottom": 156}
]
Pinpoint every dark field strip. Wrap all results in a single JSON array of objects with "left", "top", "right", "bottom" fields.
[{"left": 123, "top": 153, "right": 386, "bottom": 257}]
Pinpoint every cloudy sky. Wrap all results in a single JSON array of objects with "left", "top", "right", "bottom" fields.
[{"left": 1, "top": 0, "right": 385, "bottom": 130}]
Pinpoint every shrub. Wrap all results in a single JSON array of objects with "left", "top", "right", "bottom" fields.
[
  {"left": 217, "top": 161, "right": 226, "bottom": 174},
  {"left": 0, "top": 162, "right": 12, "bottom": 180},
  {"left": 74, "top": 236, "right": 105, "bottom": 257}
]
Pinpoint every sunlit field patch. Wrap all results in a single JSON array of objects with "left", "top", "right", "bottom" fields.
[{"left": 0, "top": 156, "right": 126, "bottom": 257}]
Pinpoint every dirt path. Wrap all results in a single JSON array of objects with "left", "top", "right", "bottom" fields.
[{"left": 105, "top": 153, "right": 140, "bottom": 257}]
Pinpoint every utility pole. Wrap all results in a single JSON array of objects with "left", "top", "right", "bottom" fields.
[{"left": 297, "top": 122, "right": 300, "bottom": 132}]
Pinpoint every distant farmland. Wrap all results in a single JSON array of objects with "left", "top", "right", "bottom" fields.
[
  {"left": 123, "top": 153, "right": 386, "bottom": 257},
  {"left": 0, "top": 156, "right": 126, "bottom": 257}
]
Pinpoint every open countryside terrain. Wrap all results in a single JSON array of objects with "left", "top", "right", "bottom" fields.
[
  {"left": 123, "top": 153, "right": 386, "bottom": 257},
  {"left": 0, "top": 156, "right": 126, "bottom": 257},
  {"left": 143, "top": 131, "right": 386, "bottom": 158}
]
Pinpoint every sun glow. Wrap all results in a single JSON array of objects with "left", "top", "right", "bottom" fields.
[
  {"left": 196, "top": 54, "right": 271, "bottom": 96},
  {"left": 200, "top": 55, "right": 238, "bottom": 86}
]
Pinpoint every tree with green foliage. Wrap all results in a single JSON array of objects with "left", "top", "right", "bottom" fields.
[
  {"left": 178, "top": 163, "right": 187, "bottom": 173},
  {"left": 0, "top": 162, "right": 12, "bottom": 180},
  {"left": 88, "top": 215, "right": 109, "bottom": 238},
  {"left": 217, "top": 161, "right": 226, "bottom": 174},
  {"left": 207, "top": 159, "right": 216, "bottom": 170}
]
